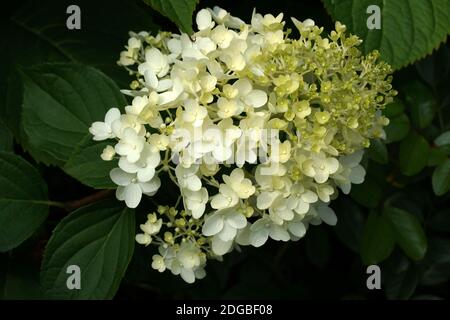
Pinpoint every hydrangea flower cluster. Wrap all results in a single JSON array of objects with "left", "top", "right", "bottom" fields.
[{"left": 89, "top": 7, "right": 395, "bottom": 283}]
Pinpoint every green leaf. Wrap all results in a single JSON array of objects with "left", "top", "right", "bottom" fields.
[
  {"left": 63, "top": 137, "right": 117, "bottom": 189},
  {"left": 0, "top": 120, "right": 13, "bottom": 152},
  {"left": 1, "top": 69, "right": 24, "bottom": 142},
  {"left": 432, "top": 159, "right": 450, "bottom": 196},
  {"left": 143, "top": 0, "right": 198, "bottom": 34},
  {"left": 20, "top": 63, "right": 126, "bottom": 167},
  {"left": 383, "top": 100, "right": 405, "bottom": 119},
  {"left": 41, "top": 200, "right": 135, "bottom": 299},
  {"left": 333, "top": 199, "right": 365, "bottom": 253},
  {"left": 385, "top": 256, "right": 419, "bottom": 300},
  {"left": 434, "top": 131, "right": 450, "bottom": 154},
  {"left": 420, "top": 238, "right": 450, "bottom": 286},
  {"left": 385, "top": 113, "right": 410, "bottom": 143},
  {"left": 350, "top": 178, "right": 383, "bottom": 209},
  {"left": 0, "top": 152, "right": 48, "bottom": 252},
  {"left": 403, "top": 82, "right": 435, "bottom": 129},
  {"left": 323, "top": 0, "right": 450, "bottom": 69},
  {"left": 399, "top": 132, "right": 429, "bottom": 176},
  {"left": 384, "top": 207, "right": 427, "bottom": 261},
  {"left": 416, "top": 45, "right": 450, "bottom": 86},
  {"left": 427, "top": 147, "right": 448, "bottom": 167},
  {"left": 8, "top": 0, "right": 158, "bottom": 84},
  {"left": 1, "top": 0, "right": 159, "bottom": 141},
  {"left": 368, "top": 138, "right": 388, "bottom": 164},
  {"left": 360, "top": 212, "right": 395, "bottom": 265}
]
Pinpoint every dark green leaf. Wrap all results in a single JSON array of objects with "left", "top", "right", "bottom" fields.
[
  {"left": 41, "top": 200, "right": 135, "bottom": 299},
  {"left": 385, "top": 113, "right": 410, "bottom": 143},
  {"left": 385, "top": 259, "right": 419, "bottom": 300},
  {"left": 416, "top": 45, "right": 450, "bottom": 86},
  {"left": 1, "top": 0, "right": 159, "bottom": 140},
  {"left": 399, "top": 132, "right": 429, "bottom": 176},
  {"left": 403, "top": 82, "right": 435, "bottom": 129},
  {"left": 9, "top": 0, "right": 158, "bottom": 84},
  {"left": 0, "top": 152, "right": 48, "bottom": 252},
  {"left": 383, "top": 100, "right": 405, "bottom": 119},
  {"left": 63, "top": 137, "right": 117, "bottom": 189},
  {"left": 427, "top": 147, "right": 448, "bottom": 167},
  {"left": 1, "top": 69, "right": 24, "bottom": 142},
  {"left": 360, "top": 212, "right": 395, "bottom": 265},
  {"left": 20, "top": 63, "right": 126, "bottom": 167},
  {"left": 434, "top": 131, "right": 450, "bottom": 154},
  {"left": 420, "top": 238, "right": 450, "bottom": 286},
  {"left": 384, "top": 207, "right": 427, "bottom": 261},
  {"left": 143, "top": 0, "right": 198, "bottom": 34},
  {"left": 350, "top": 178, "right": 383, "bottom": 209},
  {"left": 323, "top": 0, "right": 450, "bottom": 69},
  {"left": 333, "top": 200, "right": 365, "bottom": 253},
  {"left": 368, "top": 139, "right": 388, "bottom": 164},
  {"left": 0, "top": 121, "right": 13, "bottom": 152},
  {"left": 432, "top": 159, "right": 450, "bottom": 195}
]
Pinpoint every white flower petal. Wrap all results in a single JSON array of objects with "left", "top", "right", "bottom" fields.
[
  {"left": 105, "top": 108, "right": 121, "bottom": 124},
  {"left": 202, "top": 213, "right": 224, "bottom": 236},
  {"left": 140, "top": 176, "right": 161, "bottom": 195},
  {"left": 257, "top": 191, "right": 280, "bottom": 210},
  {"left": 118, "top": 157, "right": 139, "bottom": 173},
  {"left": 288, "top": 221, "right": 306, "bottom": 238},
  {"left": 187, "top": 175, "right": 202, "bottom": 192},
  {"left": 196, "top": 8, "right": 213, "bottom": 30},
  {"left": 211, "top": 236, "right": 233, "bottom": 255},
  {"left": 89, "top": 122, "right": 111, "bottom": 141},
  {"left": 244, "top": 90, "right": 267, "bottom": 108},
  {"left": 116, "top": 186, "right": 126, "bottom": 201},
  {"left": 217, "top": 222, "right": 237, "bottom": 241},
  {"left": 144, "top": 69, "right": 158, "bottom": 89},
  {"left": 339, "top": 182, "right": 351, "bottom": 194},
  {"left": 135, "top": 233, "right": 151, "bottom": 245},
  {"left": 137, "top": 166, "right": 156, "bottom": 182},
  {"left": 180, "top": 268, "right": 196, "bottom": 284},
  {"left": 326, "top": 157, "right": 340, "bottom": 174},
  {"left": 124, "top": 183, "right": 142, "bottom": 208},
  {"left": 317, "top": 205, "right": 337, "bottom": 226},
  {"left": 110, "top": 168, "right": 134, "bottom": 186},
  {"left": 190, "top": 203, "right": 206, "bottom": 219},
  {"left": 349, "top": 165, "right": 366, "bottom": 184},
  {"left": 341, "top": 150, "right": 364, "bottom": 167},
  {"left": 225, "top": 211, "right": 247, "bottom": 229},
  {"left": 235, "top": 224, "right": 251, "bottom": 246},
  {"left": 302, "top": 190, "right": 318, "bottom": 203},
  {"left": 269, "top": 225, "right": 290, "bottom": 241},
  {"left": 249, "top": 228, "right": 269, "bottom": 247}
]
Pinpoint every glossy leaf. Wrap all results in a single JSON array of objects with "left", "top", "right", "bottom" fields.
[
  {"left": 143, "top": 0, "right": 198, "bottom": 34},
  {"left": 360, "top": 212, "right": 395, "bottom": 265},
  {"left": 432, "top": 159, "right": 450, "bottom": 196},
  {"left": 41, "top": 201, "right": 135, "bottom": 299},
  {"left": 0, "top": 152, "right": 48, "bottom": 252},
  {"left": 323, "top": 0, "right": 450, "bottom": 69},
  {"left": 399, "top": 132, "right": 429, "bottom": 176},
  {"left": 384, "top": 207, "right": 427, "bottom": 261}
]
